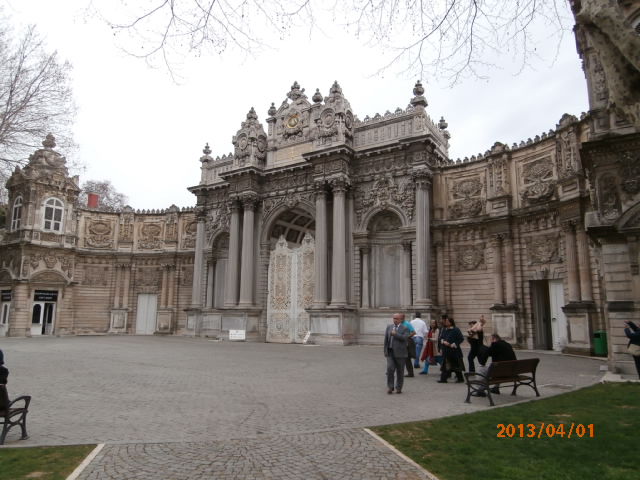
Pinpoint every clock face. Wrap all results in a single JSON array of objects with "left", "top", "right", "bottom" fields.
[{"left": 286, "top": 114, "right": 299, "bottom": 128}]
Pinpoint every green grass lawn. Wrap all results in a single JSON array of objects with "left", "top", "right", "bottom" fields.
[
  {"left": 373, "top": 383, "right": 639, "bottom": 480},
  {"left": 0, "top": 444, "right": 96, "bottom": 480}
]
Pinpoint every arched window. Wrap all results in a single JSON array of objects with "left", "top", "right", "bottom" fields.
[
  {"left": 43, "top": 198, "right": 64, "bottom": 232},
  {"left": 11, "top": 196, "right": 23, "bottom": 230}
]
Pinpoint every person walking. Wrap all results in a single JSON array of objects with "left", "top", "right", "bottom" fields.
[
  {"left": 624, "top": 320, "right": 640, "bottom": 379},
  {"left": 384, "top": 313, "right": 411, "bottom": 394},
  {"left": 411, "top": 312, "right": 428, "bottom": 369},
  {"left": 419, "top": 319, "right": 441, "bottom": 374},
  {"left": 437, "top": 317, "right": 465, "bottom": 383},
  {"left": 467, "top": 315, "right": 486, "bottom": 373}
]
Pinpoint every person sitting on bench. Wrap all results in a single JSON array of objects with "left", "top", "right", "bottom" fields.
[{"left": 473, "top": 333, "right": 517, "bottom": 396}]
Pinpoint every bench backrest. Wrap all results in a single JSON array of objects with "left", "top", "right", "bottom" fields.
[{"left": 489, "top": 358, "right": 539, "bottom": 379}]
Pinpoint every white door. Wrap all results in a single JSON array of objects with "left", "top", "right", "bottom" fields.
[
  {"left": 30, "top": 302, "right": 56, "bottom": 336},
  {"left": 548, "top": 279, "right": 568, "bottom": 351},
  {"left": 266, "top": 234, "right": 314, "bottom": 343},
  {"left": 0, "top": 303, "right": 10, "bottom": 337},
  {"left": 136, "top": 294, "right": 158, "bottom": 335}
]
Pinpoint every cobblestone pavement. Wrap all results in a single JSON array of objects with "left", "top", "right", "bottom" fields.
[{"left": 0, "top": 336, "right": 604, "bottom": 478}]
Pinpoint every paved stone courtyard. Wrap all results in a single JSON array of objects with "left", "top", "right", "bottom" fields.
[{"left": 0, "top": 336, "right": 604, "bottom": 478}]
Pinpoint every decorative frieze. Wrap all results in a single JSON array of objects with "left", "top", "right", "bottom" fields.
[
  {"left": 182, "top": 221, "right": 197, "bottom": 249},
  {"left": 135, "top": 266, "right": 161, "bottom": 287},
  {"left": 597, "top": 174, "right": 621, "bottom": 221},
  {"left": 449, "top": 176, "right": 484, "bottom": 219},
  {"left": 262, "top": 191, "right": 314, "bottom": 219}
]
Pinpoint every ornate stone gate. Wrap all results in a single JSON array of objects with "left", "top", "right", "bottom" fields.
[{"left": 266, "top": 234, "right": 315, "bottom": 343}]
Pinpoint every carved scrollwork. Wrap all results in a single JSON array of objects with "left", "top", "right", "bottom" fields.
[
  {"left": 85, "top": 220, "right": 113, "bottom": 248},
  {"left": 182, "top": 221, "right": 197, "bottom": 249},
  {"left": 598, "top": 174, "right": 621, "bottom": 222},
  {"left": 620, "top": 152, "right": 640, "bottom": 195},
  {"left": 206, "top": 203, "right": 231, "bottom": 238},
  {"left": 138, "top": 223, "right": 163, "bottom": 250},
  {"left": 455, "top": 244, "right": 486, "bottom": 271},
  {"left": 526, "top": 234, "right": 561, "bottom": 265},
  {"left": 262, "top": 192, "right": 314, "bottom": 219},
  {"left": 354, "top": 175, "right": 414, "bottom": 226},
  {"left": 521, "top": 158, "right": 556, "bottom": 204},
  {"left": 449, "top": 177, "right": 483, "bottom": 219}
]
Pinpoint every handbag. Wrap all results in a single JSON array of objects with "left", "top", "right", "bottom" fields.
[
  {"left": 407, "top": 336, "right": 416, "bottom": 358},
  {"left": 628, "top": 343, "right": 640, "bottom": 356}
]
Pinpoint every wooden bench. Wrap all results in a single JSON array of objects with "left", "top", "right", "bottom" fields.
[
  {"left": 464, "top": 358, "right": 540, "bottom": 406},
  {"left": 0, "top": 385, "right": 31, "bottom": 445}
]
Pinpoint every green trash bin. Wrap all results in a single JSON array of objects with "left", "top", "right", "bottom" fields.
[{"left": 593, "top": 330, "right": 607, "bottom": 356}]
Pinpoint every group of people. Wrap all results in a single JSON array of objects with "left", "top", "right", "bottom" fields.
[{"left": 384, "top": 312, "right": 516, "bottom": 395}]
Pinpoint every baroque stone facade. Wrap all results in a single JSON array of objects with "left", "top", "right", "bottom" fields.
[{"left": 1, "top": 2, "right": 639, "bottom": 376}]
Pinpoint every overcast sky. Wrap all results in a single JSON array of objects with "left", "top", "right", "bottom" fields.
[{"left": 6, "top": 0, "right": 589, "bottom": 210}]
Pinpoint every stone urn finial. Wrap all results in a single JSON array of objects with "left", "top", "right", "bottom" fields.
[
  {"left": 268, "top": 102, "right": 277, "bottom": 117},
  {"left": 203, "top": 143, "right": 212, "bottom": 155},
  {"left": 312, "top": 88, "right": 323, "bottom": 103},
  {"left": 42, "top": 133, "right": 56, "bottom": 149}
]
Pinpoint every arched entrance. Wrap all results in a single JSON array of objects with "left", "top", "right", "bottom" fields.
[{"left": 266, "top": 208, "right": 315, "bottom": 343}]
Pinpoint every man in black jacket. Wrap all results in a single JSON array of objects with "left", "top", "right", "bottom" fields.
[{"left": 474, "top": 333, "right": 517, "bottom": 396}]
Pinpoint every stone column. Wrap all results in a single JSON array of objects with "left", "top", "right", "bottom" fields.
[
  {"left": 436, "top": 241, "right": 445, "bottom": 307},
  {"left": 161, "top": 265, "right": 169, "bottom": 308},
  {"left": 330, "top": 179, "right": 348, "bottom": 306},
  {"left": 402, "top": 242, "right": 413, "bottom": 307},
  {"left": 113, "top": 264, "right": 122, "bottom": 308},
  {"left": 167, "top": 265, "right": 175, "bottom": 308},
  {"left": 563, "top": 222, "right": 580, "bottom": 302},
  {"left": 493, "top": 235, "right": 504, "bottom": 305},
  {"left": 414, "top": 172, "right": 431, "bottom": 305},
  {"left": 360, "top": 247, "right": 370, "bottom": 308},
  {"left": 504, "top": 234, "right": 516, "bottom": 305},
  {"left": 576, "top": 226, "right": 593, "bottom": 302},
  {"left": 206, "top": 259, "right": 216, "bottom": 308},
  {"left": 239, "top": 197, "right": 257, "bottom": 306},
  {"left": 224, "top": 201, "right": 241, "bottom": 307},
  {"left": 191, "top": 215, "right": 206, "bottom": 307},
  {"left": 122, "top": 265, "right": 131, "bottom": 310},
  {"left": 313, "top": 187, "right": 329, "bottom": 306}
]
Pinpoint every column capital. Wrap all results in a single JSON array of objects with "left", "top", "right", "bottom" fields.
[
  {"left": 240, "top": 193, "right": 259, "bottom": 210},
  {"left": 227, "top": 199, "right": 241, "bottom": 212},
  {"left": 195, "top": 206, "right": 208, "bottom": 222},
  {"left": 360, "top": 246, "right": 371, "bottom": 255},
  {"left": 411, "top": 166, "right": 433, "bottom": 188},
  {"left": 329, "top": 176, "right": 350, "bottom": 194},
  {"left": 402, "top": 241, "right": 412, "bottom": 252},
  {"left": 314, "top": 180, "right": 328, "bottom": 195}
]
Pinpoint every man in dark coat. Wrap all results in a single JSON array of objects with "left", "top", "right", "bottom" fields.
[
  {"left": 438, "top": 317, "right": 465, "bottom": 383},
  {"left": 384, "top": 313, "right": 411, "bottom": 394},
  {"left": 474, "top": 333, "right": 517, "bottom": 396}
]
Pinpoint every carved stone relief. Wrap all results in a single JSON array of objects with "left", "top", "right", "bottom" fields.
[
  {"left": 83, "top": 266, "right": 109, "bottom": 286},
  {"left": 206, "top": 203, "right": 230, "bottom": 238},
  {"left": 182, "top": 221, "right": 197, "bottom": 249},
  {"left": 165, "top": 212, "right": 178, "bottom": 242},
  {"left": 119, "top": 210, "right": 134, "bottom": 242},
  {"left": 354, "top": 175, "right": 414, "bottom": 226},
  {"left": 262, "top": 192, "right": 314, "bottom": 220},
  {"left": 620, "top": 152, "right": 640, "bottom": 195},
  {"left": 455, "top": 244, "right": 486, "bottom": 271},
  {"left": 597, "top": 174, "right": 621, "bottom": 221},
  {"left": 135, "top": 266, "right": 161, "bottom": 287},
  {"left": 368, "top": 211, "right": 403, "bottom": 232},
  {"left": 43, "top": 253, "right": 58, "bottom": 269},
  {"left": 450, "top": 177, "right": 483, "bottom": 219},
  {"left": 526, "top": 234, "right": 561, "bottom": 265},
  {"left": 556, "top": 129, "right": 578, "bottom": 178},
  {"left": 85, "top": 220, "right": 113, "bottom": 248},
  {"left": 521, "top": 158, "right": 556, "bottom": 204},
  {"left": 138, "top": 223, "right": 163, "bottom": 250}
]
